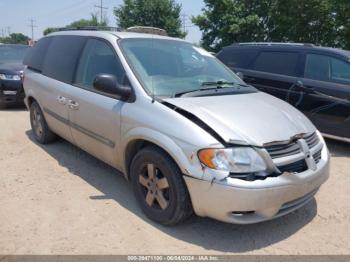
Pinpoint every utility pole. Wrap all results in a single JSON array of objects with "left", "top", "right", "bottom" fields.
[
  {"left": 28, "top": 18, "right": 37, "bottom": 40},
  {"left": 94, "top": 0, "right": 108, "bottom": 25},
  {"left": 182, "top": 14, "right": 188, "bottom": 33}
]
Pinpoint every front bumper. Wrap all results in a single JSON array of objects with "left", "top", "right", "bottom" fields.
[
  {"left": 184, "top": 145, "right": 330, "bottom": 224},
  {"left": 0, "top": 80, "right": 25, "bottom": 106}
]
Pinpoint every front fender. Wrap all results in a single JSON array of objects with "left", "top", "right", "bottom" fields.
[{"left": 121, "top": 127, "right": 204, "bottom": 180}]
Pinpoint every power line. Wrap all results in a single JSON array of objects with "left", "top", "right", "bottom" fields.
[
  {"left": 94, "top": 0, "right": 108, "bottom": 24},
  {"left": 28, "top": 18, "right": 37, "bottom": 40}
]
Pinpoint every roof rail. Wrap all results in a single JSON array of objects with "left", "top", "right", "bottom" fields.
[
  {"left": 126, "top": 26, "right": 168, "bottom": 36},
  {"left": 233, "top": 42, "right": 315, "bottom": 47},
  {"left": 57, "top": 26, "right": 121, "bottom": 32}
]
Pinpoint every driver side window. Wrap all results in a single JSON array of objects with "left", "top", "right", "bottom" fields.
[{"left": 75, "top": 38, "right": 126, "bottom": 89}]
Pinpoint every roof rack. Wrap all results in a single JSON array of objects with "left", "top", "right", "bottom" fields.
[
  {"left": 126, "top": 26, "right": 168, "bottom": 36},
  {"left": 234, "top": 42, "right": 315, "bottom": 47},
  {"left": 57, "top": 26, "right": 121, "bottom": 32}
]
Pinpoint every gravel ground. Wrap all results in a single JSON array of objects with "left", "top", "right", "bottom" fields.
[{"left": 0, "top": 108, "right": 349, "bottom": 255}]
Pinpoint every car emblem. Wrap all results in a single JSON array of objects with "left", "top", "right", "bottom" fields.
[{"left": 297, "top": 139, "right": 317, "bottom": 171}]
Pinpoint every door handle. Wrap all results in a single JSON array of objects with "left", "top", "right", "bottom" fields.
[
  {"left": 56, "top": 96, "right": 66, "bottom": 105},
  {"left": 67, "top": 100, "right": 79, "bottom": 110}
]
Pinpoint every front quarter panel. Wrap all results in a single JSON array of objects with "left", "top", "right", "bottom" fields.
[{"left": 119, "top": 97, "right": 222, "bottom": 180}]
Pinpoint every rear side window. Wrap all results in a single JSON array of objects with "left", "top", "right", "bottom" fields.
[
  {"left": 252, "top": 51, "right": 299, "bottom": 76},
  {"left": 304, "top": 54, "right": 330, "bottom": 81},
  {"left": 42, "top": 36, "right": 87, "bottom": 83},
  {"left": 305, "top": 53, "right": 350, "bottom": 84},
  {"left": 217, "top": 48, "right": 258, "bottom": 69},
  {"left": 23, "top": 37, "right": 52, "bottom": 72},
  {"left": 75, "top": 38, "right": 126, "bottom": 88}
]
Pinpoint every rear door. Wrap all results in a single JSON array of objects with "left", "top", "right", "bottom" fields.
[
  {"left": 68, "top": 38, "right": 129, "bottom": 167},
  {"left": 301, "top": 53, "right": 350, "bottom": 139},
  {"left": 40, "top": 35, "right": 87, "bottom": 142}
]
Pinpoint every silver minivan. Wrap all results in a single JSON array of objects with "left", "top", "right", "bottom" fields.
[{"left": 23, "top": 29, "right": 330, "bottom": 225}]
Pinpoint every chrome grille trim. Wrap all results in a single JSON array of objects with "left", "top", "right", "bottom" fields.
[
  {"left": 313, "top": 149, "right": 322, "bottom": 164},
  {"left": 265, "top": 142, "right": 301, "bottom": 159},
  {"left": 263, "top": 132, "right": 323, "bottom": 175},
  {"left": 265, "top": 132, "right": 319, "bottom": 159},
  {"left": 304, "top": 132, "right": 320, "bottom": 148}
]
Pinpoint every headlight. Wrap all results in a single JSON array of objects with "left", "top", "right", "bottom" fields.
[
  {"left": 0, "top": 74, "right": 21, "bottom": 81},
  {"left": 198, "top": 147, "right": 267, "bottom": 173}
]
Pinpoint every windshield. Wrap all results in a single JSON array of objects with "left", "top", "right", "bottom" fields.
[
  {"left": 0, "top": 45, "right": 29, "bottom": 64},
  {"left": 120, "top": 38, "right": 253, "bottom": 97}
]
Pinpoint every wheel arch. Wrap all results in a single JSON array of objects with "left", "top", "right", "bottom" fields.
[{"left": 122, "top": 128, "right": 195, "bottom": 180}]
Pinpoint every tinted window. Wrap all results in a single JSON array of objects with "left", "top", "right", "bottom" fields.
[
  {"left": 330, "top": 57, "right": 350, "bottom": 84},
  {"left": 0, "top": 45, "right": 29, "bottom": 63},
  {"left": 75, "top": 38, "right": 126, "bottom": 88},
  {"left": 23, "top": 37, "right": 52, "bottom": 71},
  {"left": 42, "top": 36, "right": 87, "bottom": 83},
  {"left": 304, "top": 54, "right": 350, "bottom": 84},
  {"left": 253, "top": 51, "right": 299, "bottom": 76},
  {"left": 217, "top": 48, "right": 258, "bottom": 69}
]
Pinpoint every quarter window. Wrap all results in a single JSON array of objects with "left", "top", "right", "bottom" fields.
[
  {"left": 23, "top": 37, "right": 52, "bottom": 72},
  {"left": 304, "top": 54, "right": 350, "bottom": 84},
  {"left": 252, "top": 51, "right": 299, "bottom": 76},
  {"left": 75, "top": 38, "right": 126, "bottom": 89}
]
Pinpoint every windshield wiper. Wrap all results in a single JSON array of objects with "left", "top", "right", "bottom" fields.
[
  {"left": 173, "top": 81, "right": 252, "bottom": 98},
  {"left": 173, "top": 86, "right": 236, "bottom": 98},
  {"left": 201, "top": 80, "right": 235, "bottom": 87}
]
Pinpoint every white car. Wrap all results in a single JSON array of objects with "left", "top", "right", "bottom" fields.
[{"left": 23, "top": 28, "right": 330, "bottom": 225}]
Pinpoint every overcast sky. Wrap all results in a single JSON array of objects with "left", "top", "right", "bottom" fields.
[{"left": 0, "top": 0, "right": 204, "bottom": 43}]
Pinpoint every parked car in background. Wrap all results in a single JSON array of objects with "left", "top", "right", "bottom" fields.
[
  {"left": 217, "top": 43, "right": 350, "bottom": 143},
  {"left": 0, "top": 44, "right": 29, "bottom": 108},
  {"left": 23, "top": 30, "right": 329, "bottom": 225}
]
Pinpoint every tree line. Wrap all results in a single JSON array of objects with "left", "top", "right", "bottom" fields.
[{"left": 193, "top": 0, "right": 350, "bottom": 51}]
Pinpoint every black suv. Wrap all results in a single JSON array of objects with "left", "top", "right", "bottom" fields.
[
  {"left": 217, "top": 43, "right": 350, "bottom": 142},
  {"left": 0, "top": 44, "right": 29, "bottom": 108}
]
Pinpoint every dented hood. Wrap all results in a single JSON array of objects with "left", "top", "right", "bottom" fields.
[{"left": 164, "top": 92, "right": 316, "bottom": 147}]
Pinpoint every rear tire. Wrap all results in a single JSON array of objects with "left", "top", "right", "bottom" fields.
[
  {"left": 30, "top": 101, "right": 57, "bottom": 144},
  {"left": 130, "top": 146, "right": 193, "bottom": 225}
]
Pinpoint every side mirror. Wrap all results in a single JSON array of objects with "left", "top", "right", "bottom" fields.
[
  {"left": 93, "top": 74, "right": 132, "bottom": 102},
  {"left": 236, "top": 71, "right": 244, "bottom": 80}
]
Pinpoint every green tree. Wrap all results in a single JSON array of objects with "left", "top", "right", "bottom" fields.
[
  {"left": 114, "top": 0, "right": 186, "bottom": 38},
  {"left": 0, "top": 33, "right": 30, "bottom": 45},
  {"left": 193, "top": 0, "right": 350, "bottom": 51},
  {"left": 43, "top": 13, "right": 108, "bottom": 35}
]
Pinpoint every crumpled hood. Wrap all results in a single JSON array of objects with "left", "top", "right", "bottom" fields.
[{"left": 164, "top": 92, "right": 316, "bottom": 147}]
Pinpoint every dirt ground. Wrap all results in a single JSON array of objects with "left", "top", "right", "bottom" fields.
[{"left": 0, "top": 108, "right": 349, "bottom": 255}]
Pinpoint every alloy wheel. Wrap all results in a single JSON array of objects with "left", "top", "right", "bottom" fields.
[
  {"left": 32, "top": 106, "right": 43, "bottom": 138},
  {"left": 138, "top": 163, "right": 170, "bottom": 210}
]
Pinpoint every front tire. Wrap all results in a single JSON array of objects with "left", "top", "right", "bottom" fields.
[
  {"left": 130, "top": 146, "right": 193, "bottom": 225},
  {"left": 30, "top": 101, "right": 57, "bottom": 144}
]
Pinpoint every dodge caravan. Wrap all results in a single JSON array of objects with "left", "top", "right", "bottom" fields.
[{"left": 23, "top": 29, "right": 330, "bottom": 225}]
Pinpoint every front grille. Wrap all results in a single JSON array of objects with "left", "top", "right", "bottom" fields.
[
  {"left": 304, "top": 132, "right": 319, "bottom": 148},
  {"left": 265, "top": 132, "right": 319, "bottom": 159},
  {"left": 265, "top": 141, "right": 301, "bottom": 159},
  {"left": 278, "top": 159, "right": 308, "bottom": 174},
  {"left": 313, "top": 149, "right": 322, "bottom": 163}
]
